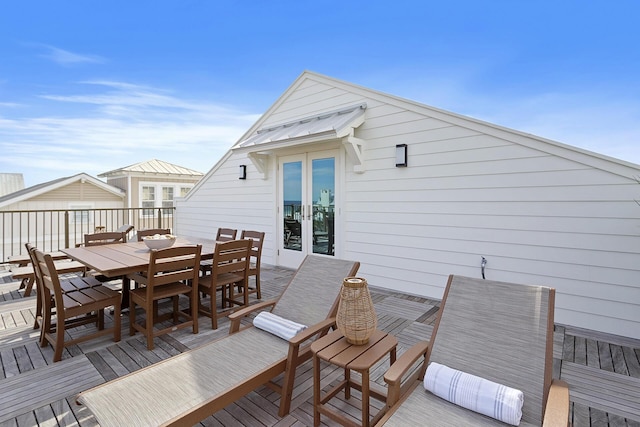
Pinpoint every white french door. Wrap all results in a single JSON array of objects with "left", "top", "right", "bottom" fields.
[{"left": 278, "top": 150, "right": 338, "bottom": 268}]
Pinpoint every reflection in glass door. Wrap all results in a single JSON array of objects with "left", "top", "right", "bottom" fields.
[
  {"left": 311, "top": 157, "right": 335, "bottom": 256},
  {"left": 280, "top": 152, "right": 336, "bottom": 267},
  {"left": 283, "top": 161, "right": 303, "bottom": 252}
]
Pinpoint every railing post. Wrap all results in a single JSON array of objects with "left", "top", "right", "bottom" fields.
[
  {"left": 157, "top": 208, "right": 162, "bottom": 228},
  {"left": 64, "top": 210, "right": 70, "bottom": 249}
]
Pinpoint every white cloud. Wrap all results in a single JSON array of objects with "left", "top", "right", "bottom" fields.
[
  {"left": 468, "top": 92, "right": 640, "bottom": 165},
  {"left": 0, "top": 81, "right": 259, "bottom": 186},
  {"left": 39, "top": 45, "right": 106, "bottom": 66}
]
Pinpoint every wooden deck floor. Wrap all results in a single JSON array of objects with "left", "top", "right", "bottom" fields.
[{"left": 0, "top": 265, "right": 639, "bottom": 427}]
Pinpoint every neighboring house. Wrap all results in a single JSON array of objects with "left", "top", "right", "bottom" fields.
[
  {"left": 0, "top": 173, "right": 126, "bottom": 258},
  {"left": 0, "top": 160, "right": 202, "bottom": 259},
  {"left": 98, "top": 159, "right": 203, "bottom": 211},
  {"left": 174, "top": 71, "right": 640, "bottom": 340},
  {"left": 0, "top": 172, "right": 125, "bottom": 212}
]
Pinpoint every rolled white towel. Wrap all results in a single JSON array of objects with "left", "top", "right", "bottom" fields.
[
  {"left": 424, "top": 362, "right": 524, "bottom": 426},
  {"left": 253, "top": 311, "right": 307, "bottom": 341}
]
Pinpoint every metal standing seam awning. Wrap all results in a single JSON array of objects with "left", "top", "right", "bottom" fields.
[{"left": 232, "top": 104, "right": 367, "bottom": 178}]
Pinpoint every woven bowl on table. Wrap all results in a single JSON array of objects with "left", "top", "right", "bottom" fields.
[{"left": 142, "top": 234, "right": 176, "bottom": 250}]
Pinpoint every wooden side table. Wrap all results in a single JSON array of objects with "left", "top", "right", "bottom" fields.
[{"left": 312, "top": 329, "right": 397, "bottom": 427}]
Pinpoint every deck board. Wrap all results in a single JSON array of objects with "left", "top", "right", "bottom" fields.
[
  {"left": 561, "top": 361, "right": 640, "bottom": 421},
  {"left": 0, "top": 265, "right": 639, "bottom": 425},
  {"left": 0, "top": 355, "right": 103, "bottom": 423}
]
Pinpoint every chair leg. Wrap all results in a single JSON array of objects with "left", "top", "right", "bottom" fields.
[
  {"left": 255, "top": 275, "right": 261, "bottom": 300},
  {"left": 97, "top": 309, "right": 105, "bottom": 330},
  {"left": 278, "top": 347, "right": 300, "bottom": 417},
  {"left": 129, "top": 299, "right": 136, "bottom": 336},
  {"left": 243, "top": 280, "right": 249, "bottom": 307},
  {"left": 53, "top": 318, "right": 65, "bottom": 362},
  {"left": 40, "top": 302, "right": 53, "bottom": 347},
  {"left": 34, "top": 291, "right": 42, "bottom": 330},
  {"left": 172, "top": 296, "right": 179, "bottom": 323},
  {"left": 146, "top": 300, "right": 155, "bottom": 350},
  {"left": 190, "top": 289, "right": 198, "bottom": 334},
  {"left": 211, "top": 290, "right": 217, "bottom": 330},
  {"left": 113, "top": 300, "right": 121, "bottom": 342}
]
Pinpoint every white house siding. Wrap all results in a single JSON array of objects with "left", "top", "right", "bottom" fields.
[
  {"left": 175, "top": 152, "right": 276, "bottom": 258},
  {"left": 176, "top": 72, "right": 640, "bottom": 340},
  {"left": 5, "top": 181, "right": 123, "bottom": 210}
]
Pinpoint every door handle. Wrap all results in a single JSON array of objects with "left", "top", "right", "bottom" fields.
[{"left": 307, "top": 205, "right": 312, "bottom": 220}]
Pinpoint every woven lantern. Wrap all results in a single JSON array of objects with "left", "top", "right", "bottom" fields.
[{"left": 336, "top": 277, "right": 377, "bottom": 345}]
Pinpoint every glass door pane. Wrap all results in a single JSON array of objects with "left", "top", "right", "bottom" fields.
[
  {"left": 311, "top": 157, "right": 335, "bottom": 256},
  {"left": 283, "top": 161, "right": 302, "bottom": 251}
]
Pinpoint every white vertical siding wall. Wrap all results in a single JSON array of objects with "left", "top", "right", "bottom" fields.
[
  {"left": 177, "top": 73, "right": 640, "bottom": 340},
  {"left": 341, "top": 95, "right": 640, "bottom": 340},
  {"left": 175, "top": 153, "right": 277, "bottom": 264}
]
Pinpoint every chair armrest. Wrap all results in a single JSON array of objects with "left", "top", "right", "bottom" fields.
[
  {"left": 228, "top": 299, "right": 277, "bottom": 333},
  {"left": 384, "top": 340, "right": 430, "bottom": 405},
  {"left": 543, "top": 379, "right": 570, "bottom": 427},
  {"left": 289, "top": 317, "right": 336, "bottom": 346}
]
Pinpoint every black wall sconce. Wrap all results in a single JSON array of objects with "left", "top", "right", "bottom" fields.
[
  {"left": 395, "top": 144, "right": 408, "bottom": 167},
  {"left": 239, "top": 164, "right": 247, "bottom": 180}
]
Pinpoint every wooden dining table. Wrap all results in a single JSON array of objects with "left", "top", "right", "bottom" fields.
[{"left": 61, "top": 236, "right": 218, "bottom": 308}]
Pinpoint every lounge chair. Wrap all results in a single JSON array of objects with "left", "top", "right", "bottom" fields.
[
  {"left": 76, "top": 255, "right": 360, "bottom": 426},
  {"left": 376, "top": 275, "right": 569, "bottom": 426}
]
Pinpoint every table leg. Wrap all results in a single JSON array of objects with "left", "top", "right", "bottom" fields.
[
  {"left": 345, "top": 367, "right": 351, "bottom": 399},
  {"left": 362, "top": 369, "right": 370, "bottom": 427},
  {"left": 121, "top": 277, "right": 131, "bottom": 310},
  {"left": 313, "top": 354, "right": 321, "bottom": 427}
]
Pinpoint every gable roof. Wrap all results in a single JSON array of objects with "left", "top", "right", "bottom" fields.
[
  {"left": 98, "top": 159, "right": 203, "bottom": 178},
  {"left": 0, "top": 173, "right": 125, "bottom": 209},
  {"left": 240, "top": 70, "right": 640, "bottom": 178},
  {"left": 190, "top": 70, "right": 640, "bottom": 195}
]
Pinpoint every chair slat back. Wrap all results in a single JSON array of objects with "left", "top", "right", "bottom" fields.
[
  {"left": 273, "top": 255, "right": 360, "bottom": 327},
  {"left": 84, "top": 231, "right": 127, "bottom": 246},
  {"left": 240, "top": 230, "right": 264, "bottom": 266},
  {"left": 25, "top": 243, "right": 42, "bottom": 287},
  {"left": 146, "top": 245, "right": 202, "bottom": 288},
  {"left": 427, "top": 275, "right": 554, "bottom": 425},
  {"left": 33, "top": 249, "right": 64, "bottom": 308},
  {"left": 216, "top": 227, "right": 237, "bottom": 242},
  {"left": 212, "top": 239, "right": 251, "bottom": 276}
]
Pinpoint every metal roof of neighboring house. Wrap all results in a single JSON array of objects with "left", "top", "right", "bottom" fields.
[
  {"left": 98, "top": 159, "right": 204, "bottom": 178},
  {"left": 234, "top": 104, "right": 366, "bottom": 150},
  {"left": 0, "top": 173, "right": 125, "bottom": 208}
]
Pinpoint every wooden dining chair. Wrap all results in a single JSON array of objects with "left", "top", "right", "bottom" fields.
[
  {"left": 200, "top": 227, "right": 239, "bottom": 274},
  {"left": 79, "top": 231, "right": 129, "bottom": 283},
  {"left": 240, "top": 230, "right": 265, "bottom": 299},
  {"left": 216, "top": 227, "right": 237, "bottom": 242},
  {"left": 26, "top": 243, "right": 102, "bottom": 333},
  {"left": 197, "top": 239, "right": 251, "bottom": 329},
  {"left": 136, "top": 228, "right": 171, "bottom": 241},
  {"left": 128, "top": 245, "right": 202, "bottom": 350},
  {"left": 33, "top": 248, "right": 121, "bottom": 362}
]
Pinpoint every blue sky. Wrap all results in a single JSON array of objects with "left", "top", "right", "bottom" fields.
[{"left": 1, "top": 1, "right": 639, "bottom": 187}]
